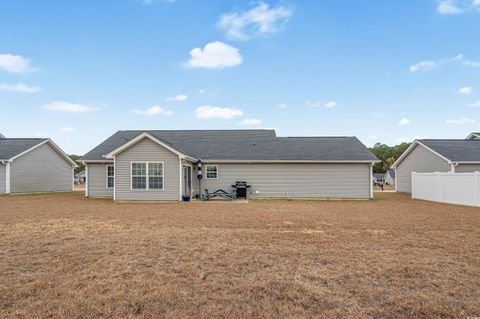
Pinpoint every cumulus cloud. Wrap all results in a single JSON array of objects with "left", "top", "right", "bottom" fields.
[
  {"left": 44, "top": 101, "right": 99, "bottom": 113},
  {"left": 459, "top": 86, "right": 473, "bottom": 94},
  {"left": 239, "top": 118, "right": 262, "bottom": 126},
  {"left": 437, "top": 0, "right": 480, "bottom": 14},
  {"left": 0, "top": 54, "right": 35, "bottom": 73},
  {"left": 437, "top": 0, "right": 464, "bottom": 14},
  {"left": 0, "top": 83, "right": 40, "bottom": 93},
  {"left": 166, "top": 94, "right": 188, "bottom": 101},
  {"left": 132, "top": 105, "right": 173, "bottom": 116},
  {"left": 398, "top": 118, "right": 412, "bottom": 126},
  {"left": 445, "top": 118, "right": 476, "bottom": 124},
  {"left": 185, "top": 41, "right": 242, "bottom": 69},
  {"left": 218, "top": 2, "right": 293, "bottom": 40},
  {"left": 195, "top": 105, "right": 243, "bottom": 119},
  {"left": 59, "top": 127, "right": 75, "bottom": 133}
]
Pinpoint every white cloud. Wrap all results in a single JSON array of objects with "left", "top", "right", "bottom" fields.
[
  {"left": 324, "top": 101, "right": 337, "bottom": 108},
  {"left": 0, "top": 83, "right": 40, "bottom": 93},
  {"left": 445, "top": 118, "right": 476, "bottom": 124},
  {"left": 277, "top": 103, "right": 288, "bottom": 109},
  {"left": 398, "top": 118, "right": 412, "bottom": 126},
  {"left": 195, "top": 105, "right": 243, "bottom": 119},
  {"left": 0, "top": 54, "right": 34, "bottom": 73},
  {"left": 59, "top": 127, "right": 74, "bottom": 133},
  {"left": 305, "top": 100, "right": 337, "bottom": 108},
  {"left": 464, "top": 60, "right": 480, "bottom": 67},
  {"left": 44, "top": 101, "right": 99, "bottom": 113},
  {"left": 185, "top": 41, "right": 242, "bottom": 69},
  {"left": 410, "top": 54, "right": 469, "bottom": 72},
  {"left": 239, "top": 118, "right": 262, "bottom": 126},
  {"left": 166, "top": 94, "right": 188, "bottom": 101},
  {"left": 437, "top": 0, "right": 480, "bottom": 14},
  {"left": 410, "top": 60, "right": 435, "bottom": 73},
  {"left": 132, "top": 105, "right": 173, "bottom": 116},
  {"left": 459, "top": 86, "right": 473, "bottom": 94},
  {"left": 218, "top": 2, "right": 293, "bottom": 40},
  {"left": 437, "top": 0, "right": 464, "bottom": 14}
]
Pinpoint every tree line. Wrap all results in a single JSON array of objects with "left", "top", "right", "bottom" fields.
[{"left": 369, "top": 142, "right": 411, "bottom": 173}]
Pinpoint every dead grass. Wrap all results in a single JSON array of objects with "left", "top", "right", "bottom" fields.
[{"left": 0, "top": 192, "right": 479, "bottom": 318}]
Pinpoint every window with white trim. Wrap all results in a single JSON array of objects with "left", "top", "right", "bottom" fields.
[
  {"left": 205, "top": 165, "right": 218, "bottom": 179},
  {"left": 131, "top": 162, "right": 164, "bottom": 190},
  {"left": 106, "top": 165, "right": 114, "bottom": 188}
]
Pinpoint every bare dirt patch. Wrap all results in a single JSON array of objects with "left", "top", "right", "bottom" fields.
[{"left": 1, "top": 192, "right": 479, "bottom": 318}]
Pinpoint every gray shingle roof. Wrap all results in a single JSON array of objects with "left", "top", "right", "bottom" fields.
[
  {"left": 0, "top": 138, "right": 47, "bottom": 160},
  {"left": 80, "top": 130, "right": 378, "bottom": 162},
  {"left": 419, "top": 139, "right": 480, "bottom": 162}
]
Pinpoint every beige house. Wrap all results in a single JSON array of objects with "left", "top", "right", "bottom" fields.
[{"left": 80, "top": 130, "right": 379, "bottom": 201}]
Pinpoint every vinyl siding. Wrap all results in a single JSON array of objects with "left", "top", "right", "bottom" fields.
[
  {"left": 86, "top": 163, "right": 114, "bottom": 198},
  {"left": 10, "top": 143, "right": 73, "bottom": 194},
  {"left": 0, "top": 163, "right": 5, "bottom": 194},
  {"left": 194, "top": 163, "right": 371, "bottom": 199},
  {"left": 396, "top": 144, "right": 451, "bottom": 193},
  {"left": 115, "top": 138, "right": 180, "bottom": 201},
  {"left": 455, "top": 164, "right": 480, "bottom": 173}
]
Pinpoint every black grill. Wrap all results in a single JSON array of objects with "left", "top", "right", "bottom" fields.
[{"left": 232, "top": 181, "right": 251, "bottom": 199}]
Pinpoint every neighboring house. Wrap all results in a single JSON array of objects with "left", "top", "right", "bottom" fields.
[
  {"left": 75, "top": 171, "right": 86, "bottom": 184},
  {"left": 0, "top": 138, "right": 77, "bottom": 194},
  {"left": 384, "top": 170, "right": 395, "bottom": 185},
  {"left": 80, "top": 130, "right": 379, "bottom": 201},
  {"left": 466, "top": 132, "right": 480, "bottom": 140},
  {"left": 392, "top": 137, "right": 480, "bottom": 193},
  {"left": 373, "top": 173, "right": 385, "bottom": 184}
]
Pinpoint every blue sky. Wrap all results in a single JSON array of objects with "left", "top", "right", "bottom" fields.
[{"left": 0, "top": 0, "right": 479, "bottom": 155}]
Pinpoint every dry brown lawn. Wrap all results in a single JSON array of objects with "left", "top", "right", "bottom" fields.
[{"left": 0, "top": 192, "right": 479, "bottom": 318}]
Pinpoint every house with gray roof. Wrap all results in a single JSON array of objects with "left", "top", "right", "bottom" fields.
[
  {"left": 80, "top": 130, "right": 379, "bottom": 201},
  {"left": 392, "top": 135, "right": 480, "bottom": 193},
  {"left": 0, "top": 137, "right": 77, "bottom": 194}
]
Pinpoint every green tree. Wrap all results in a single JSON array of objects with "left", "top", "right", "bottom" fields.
[
  {"left": 369, "top": 142, "right": 411, "bottom": 173},
  {"left": 69, "top": 155, "right": 85, "bottom": 174}
]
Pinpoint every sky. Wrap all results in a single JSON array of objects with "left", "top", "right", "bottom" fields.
[{"left": 0, "top": 0, "right": 479, "bottom": 155}]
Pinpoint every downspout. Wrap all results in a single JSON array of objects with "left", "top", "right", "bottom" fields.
[
  {"left": 84, "top": 162, "right": 89, "bottom": 198},
  {"left": 113, "top": 156, "right": 116, "bottom": 202},
  {"left": 371, "top": 163, "right": 375, "bottom": 199},
  {"left": 5, "top": 161, "right": 11, "bottom": 194},
  {"left": 451, "top": 162, "right": 458, "bottom": 173}
]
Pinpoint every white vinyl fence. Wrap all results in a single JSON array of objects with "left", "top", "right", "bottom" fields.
[{"left": 412, "top": 171, "right": 480, "bottom": 207}]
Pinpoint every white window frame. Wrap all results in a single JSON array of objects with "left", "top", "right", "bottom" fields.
[
  {"left": 106, "top": 165, "right": 115, "bottom": 189},
  {"left": 130, "top": 161, "right": 164, "bottom": 191},
  {"left": 205, "top": 164, "right": 218, "bottom": 179}
]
